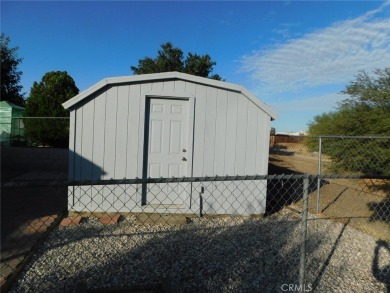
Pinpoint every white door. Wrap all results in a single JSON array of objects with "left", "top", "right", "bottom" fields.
[{"left": 145, "top": 98, "right": 190, "bottom": 206}]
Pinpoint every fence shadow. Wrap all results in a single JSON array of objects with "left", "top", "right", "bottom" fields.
[
  {"left": 266, "top": 162, "right": 326, "bottom": 215},
  {"left": 367, "top": 196, "right": 390, "bottom": 224},
  {"left": 372, "top": 240, "right": 390, "bottom": 292},
  {"left": 9, "top": 218, "right": 306, "bottom": 292}
]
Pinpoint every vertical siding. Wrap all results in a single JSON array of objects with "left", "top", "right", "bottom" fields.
[
  {"left": 74, "top": 108, "right": 83, "bottom": 180},
  {"left": 261, "top": 115, "right": 271, "bottom": 174},
  {"left": 179, "top": 83, "right": 269, "bottom": 177},
  {"left": 224, "top": 92, "right": 238, "bottom": 175},
  {"left": 184, "top": 81, "right": 196, "bottom": 95},
  {"left": 192, "top": 85, "right": 207, "bottom": 176},
  {"left": 245, "top": 104, "right": 258, "bottom": 175},
  {"left": 68, "top": 110, "right": 76, "bottom": 180},
  {"left": 92, "top": 91, "right": 107, "bottom": 180},
  {"left": 255, "top": 111, "right": 264, "bottom": 175},
  {"left": 68, "top": 110, "right": 76, "bottom": 209},
  {"left": 103, "top": 87, "right": 118, "bottom": 179},
  {"left": 71, "top": 80, "right": 271, "bottom": 181},
  {"left": 151, "top": 82, "right": 164, "bottom": 92},
  {"left": 203, "top": 86, "right": 217, "bottom": 176},
  {"left": 90, "top": 91, "right": 106, "bottom": 208},
  {"left": 214, "top": 89, "right": 228, "bottom": 175},
  {"left": 174, "top": 80, "right": 186, "bottom": 92},
  {"left": 234, "top": 95, "right": 249, "bottom": 175},
  {"left": 80, "top": 99, "right": 95, "bottom": 179},
  {"left": 126, "top": 84, "right": 141, "bottom": 178},
  {"left": 163, "top": 80, "right": 175, "bottom": 91},
  {"left": 115, "top": 85, "right": 130, "bottom": 177}
]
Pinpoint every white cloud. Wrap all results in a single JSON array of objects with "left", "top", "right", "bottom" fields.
[{"left": 240, "top": 1, "right": 390, "bottom": 95}]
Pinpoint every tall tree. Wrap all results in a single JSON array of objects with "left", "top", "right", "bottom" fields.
[
  {"left": 131, "top": 42, "right": 223, "bottom": 80},
  {"left": 340, "top": 68, "right": 390, "bottom": 111},
  {"left": 25, "top": 71, "right": 79, "bottom": 147},
  {"left": 0, "top": 33, "right": 25, "bottom": 106},
  {"left": 308, "top": 68, "right": 390, "bottom": 174}
]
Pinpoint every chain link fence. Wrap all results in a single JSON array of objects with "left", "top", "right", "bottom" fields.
[
  {"left": 269, "top": 135, "right": 390, "bottom": 175},
  {"left": 0, "top": 117, "right": 69, "bottom": 147},
  {"left": 269, "top": 135, "right": 390, "bottom": 230},
  {"left": 1, "top": 135, "right": 389, "bottom": 292},
  {"left": 1, "top": 174, "right": 389, "bottom": 292}
]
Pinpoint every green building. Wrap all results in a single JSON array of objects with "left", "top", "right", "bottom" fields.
[{"left": 0, "top": 101, "right": 26, "bottom": 146}]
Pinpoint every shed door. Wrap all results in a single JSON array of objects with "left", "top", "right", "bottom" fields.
[{"left": 144, "top": 98, "right": 190, "bottom": 205}]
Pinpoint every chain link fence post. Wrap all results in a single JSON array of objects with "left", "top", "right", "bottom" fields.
[
  {"left": 299, "top": 176, "right": 310, "bottom": 290},
  {"left": 316, "top": 137, "right": 322, "bottom": 213}
]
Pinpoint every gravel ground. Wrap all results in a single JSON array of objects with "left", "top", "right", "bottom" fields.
[{"left": 9, "top": 209, "right": 389, "bottom": 293}]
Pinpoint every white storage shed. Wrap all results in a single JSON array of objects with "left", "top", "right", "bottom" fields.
[{"left": 63, "top": 72, "right": 277, "bottom": 215}]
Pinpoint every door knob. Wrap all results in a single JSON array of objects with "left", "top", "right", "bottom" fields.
[
  {"left": 182, "top": 148, "right": 187, "bottom": 152},
  {"left": 182, "top": 157, "right": 187, "bottom": 161}
]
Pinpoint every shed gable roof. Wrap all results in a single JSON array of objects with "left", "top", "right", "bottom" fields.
[
  {"left": 62, "top": 72, "right": 277, "bottom": 119},
  {"left": 0, "top": 101, "right": 25, "bottom": 111}
]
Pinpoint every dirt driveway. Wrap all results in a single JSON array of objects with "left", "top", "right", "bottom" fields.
[{"left": 268, "top": 143, "right": 390, "bottom": 241}]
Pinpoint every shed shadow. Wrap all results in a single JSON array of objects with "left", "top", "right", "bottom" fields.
[
  {"left": 10, "top": 218, "right": 305, "bottom": 292},
  {"left": 266, "top": 162, "right": 327, "bottom": 216},
  {"left": 1, "top": 150, "right": 106, "bottom": 290}
]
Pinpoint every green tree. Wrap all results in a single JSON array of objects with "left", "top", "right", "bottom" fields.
[
  {"left": 0, "top": 33, "right": 25, "bottom": 106},
  {"left": 131, "top": 42, "right": 223, "bottom": 80},
  {"left": 307, "top": 68, "right": 390, "bottom": 174},
  {"left": 25, "top": 71, "right": 79, "bottom": 147}
]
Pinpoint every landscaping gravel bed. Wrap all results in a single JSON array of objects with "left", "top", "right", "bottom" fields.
[{"left": 10, "top": 209, "right": 388, "bottom": 292}]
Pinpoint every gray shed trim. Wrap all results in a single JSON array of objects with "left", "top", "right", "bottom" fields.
[{"left": 62, "top": 72, "right": 277, "bottom": 120}]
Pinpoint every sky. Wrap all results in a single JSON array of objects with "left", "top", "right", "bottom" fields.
[{"left": 2, "top": 1, "right": 390, "bottom": 133}]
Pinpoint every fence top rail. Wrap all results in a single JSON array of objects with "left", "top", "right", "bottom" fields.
[
  {"left": 2, "top": 174, "right": 389, "bottom": 187},
  {"left": 54, "top": 174, "right": 390, "bottom": 186},
  {"left": 1, "top": 117, "right": 70, "bottom": 119},
  {"left": 68, "top": 174, "right": 307, "bottom": 185},
  {"left": 303, "top": 135, "right": 390, "bottom": 139}
]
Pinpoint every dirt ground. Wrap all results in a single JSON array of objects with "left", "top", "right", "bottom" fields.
[{"left": 268, "top": 143, "right": 390, "bottom": 242}]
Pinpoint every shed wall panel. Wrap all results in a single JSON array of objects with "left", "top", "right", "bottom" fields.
[
  {"left": 192, "top": 84, "right": 207, "bottom": 176},
  {"left": 174, "top": 80, "right": 186, "bottom": 92},
  {"left": 92, "top": 91, "right": 107, "bottom": 180},
  {"left": 214, "top": 89, "right": 228, "bottom": 175},
  {"left": 245, "top": 104, "right": 258, "bottom": 175},
  {"left": 68, "top": 110, "right": 76, "bottom": 180},
  {"left": 234, "top": 95, "right": 249, "bottom": 175},
  {"left": 80, "top": 99, "right": 95, "bottom": 180},
  {"left": 70, "top": 81, "right": 271, "bottom": 179},
  {"left": 203, "top": 86, "right": 217, "bottom": 176},
  {"left": 163, "top": 81, "right": 175, "bottom": 92},
  {"left": 261, "top": 116, "right": 271, "bottom": 174},
  {"left": 103, "top": 87, "right": 118, "bottom": 179},
  {"left": 255, "top": 111, "right": 264, "bottom": 175},
  {"left": 151, "top": 82, "right": 164, "bottom": 92},
  {"left": 185, "top": 81, "right": 196, "bottom": 96},
  {"left": 224, "top": 91, "right": 238, "bottom": 175},
  {"left": 74, "top": 108, "right": 83, "bottom": 180},
  {"left": 115, "top": 85, "right": 130, "bottom": 178},
  {"left": 126, "top": 84, "right": 141, "bottom": 178}
]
